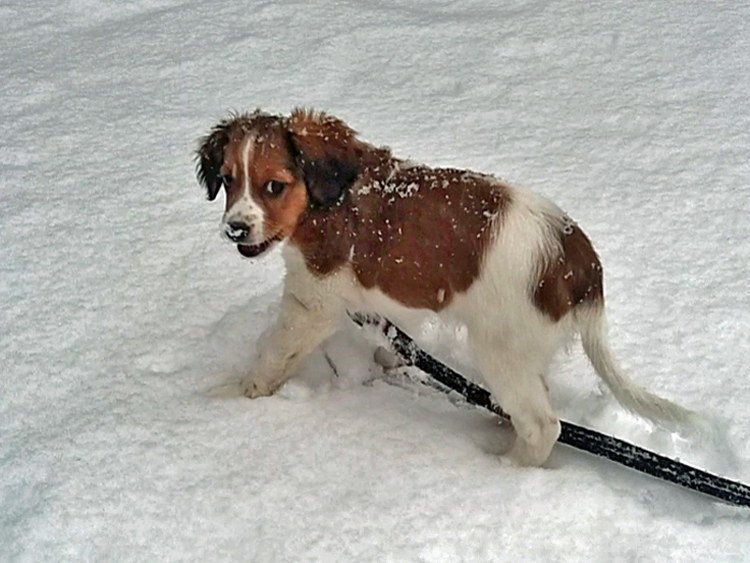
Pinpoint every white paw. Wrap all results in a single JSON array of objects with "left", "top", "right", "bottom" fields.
[
  {"left": 505, "top": 443, "right": 544, "bottom": 468},
  {"left": 242, "top": 374, "right": 278, "bottom": 399},
  {"left": 502, "top": 414, "right": 560, "bottom": 467}
]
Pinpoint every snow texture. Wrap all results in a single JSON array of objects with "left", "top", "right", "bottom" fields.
[{"left": 2, "top": 0, "right": 750, "bottom": 561}]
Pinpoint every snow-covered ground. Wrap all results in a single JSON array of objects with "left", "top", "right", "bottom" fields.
[{"left": 2, "top": 0, "right": 750, "bottom": 561}]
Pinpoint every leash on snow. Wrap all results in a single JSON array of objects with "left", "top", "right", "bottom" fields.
[{"left": 349, "top": 312, "right": 750, "bottom": 508}]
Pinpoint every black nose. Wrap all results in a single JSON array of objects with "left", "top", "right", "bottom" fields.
[{"left": 225, "top": 221, "right": 250, "bottom": 243}]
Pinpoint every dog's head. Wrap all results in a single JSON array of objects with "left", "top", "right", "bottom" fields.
[{"left": 195, "top": 109, "right": 361, "bottom": 258}]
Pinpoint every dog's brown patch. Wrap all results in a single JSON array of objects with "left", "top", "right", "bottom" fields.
[
  {"left": 290, "top": 162, "right": 510, "bottom": 311},
  {"left": 533, "top": 221, "right": 603, "bottom": 321}
]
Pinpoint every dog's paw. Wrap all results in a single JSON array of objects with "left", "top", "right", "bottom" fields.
[
  {"left": 504, "top": 431, "right": 558, "bottom": 467},
  {"left": 241, "top": 376, "right": 278, "bottom": 399},
  {"left": 504, "top": 445, "right": 542, "bottom": 468}
]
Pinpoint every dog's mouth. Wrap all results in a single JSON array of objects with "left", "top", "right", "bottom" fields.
[{"left": 237, "top": 233, "right": 283, "bottom": 258}]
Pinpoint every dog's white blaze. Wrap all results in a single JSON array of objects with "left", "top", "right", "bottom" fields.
[
  {"left": 222, "top": 134, "right": 266, "bottom": 244},
  {"left": 240, "top": 133, "right": 255, "bottom": 179}
]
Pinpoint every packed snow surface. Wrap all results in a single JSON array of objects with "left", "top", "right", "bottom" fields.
[{"left": 2, "top": 1, "right": 750, "bottom": 561}]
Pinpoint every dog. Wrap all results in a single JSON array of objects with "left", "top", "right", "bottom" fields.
[{"left": 195, "top": 108, "right": 696, "bottom": 466}]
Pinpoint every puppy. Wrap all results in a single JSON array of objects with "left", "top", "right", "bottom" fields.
[{"left": 196, "top": 109, "right": 696, "bottom": 466}]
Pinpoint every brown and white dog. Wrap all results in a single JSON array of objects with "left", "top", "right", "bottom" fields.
[{"left": 196, "top": 109, "right": 695, "bottom": 466}]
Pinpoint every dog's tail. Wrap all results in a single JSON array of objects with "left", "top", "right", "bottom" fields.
[{"left": 577, "top": 303, "right": 699, "bottom": 429}]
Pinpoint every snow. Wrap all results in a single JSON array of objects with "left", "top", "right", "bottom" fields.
[{"left": 2, "top": 0, "right": 750, "bottom": 561}]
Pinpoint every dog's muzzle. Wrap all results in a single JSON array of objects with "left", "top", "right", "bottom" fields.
[
  {"left": 224, "top": 221, "right": 251, "bottom": 243},
  {"left": 224, "top": 220, "right": 282, "bottom": 258}
]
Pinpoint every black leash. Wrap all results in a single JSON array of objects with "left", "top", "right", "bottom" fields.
[{"left": 350, "top": 313, "right": 750, "bottom": 508}]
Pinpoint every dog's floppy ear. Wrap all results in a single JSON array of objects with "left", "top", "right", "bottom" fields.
[
  {"left": 196, "top": 120, "right": 232, "bottom": 201},
  {"left": 285, "top": 109, "right": 361, "bottom": 209}
]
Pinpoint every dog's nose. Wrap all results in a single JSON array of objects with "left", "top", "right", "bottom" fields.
[{"left": 225, "top": 220, "right": 251, "bottom": 243}]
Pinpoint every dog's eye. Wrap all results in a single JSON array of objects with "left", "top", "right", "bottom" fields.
[
  {"left": 265, "top": 180, "right": 286, "bottom": 196},
  {"left": 221, "top": 174, "right": 233, "bottom": 188}
]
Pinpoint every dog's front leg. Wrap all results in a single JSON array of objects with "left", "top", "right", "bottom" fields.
[{"left": 243, "top": 285, "right": 340, "bottom": 399}]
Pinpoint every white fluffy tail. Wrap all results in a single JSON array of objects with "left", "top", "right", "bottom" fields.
[{"left": 578, "top": 304, "right": 698, "bottom": 429}]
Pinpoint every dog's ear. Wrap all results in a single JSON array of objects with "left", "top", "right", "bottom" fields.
[
  {"left": 196, "top": 120, "right": 232, "bottom": 201},
  {"left": 285, "top": 109, "right": 361, "bottom": 209}
]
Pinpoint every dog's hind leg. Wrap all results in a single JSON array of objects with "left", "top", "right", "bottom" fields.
[{"left": 472, "top": 341, "right": 561, "bottom": 467}]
